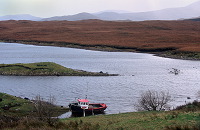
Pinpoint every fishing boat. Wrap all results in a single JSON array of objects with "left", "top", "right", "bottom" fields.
[{"left": 69, "top": 99, "right": 107, "bottom": 114}]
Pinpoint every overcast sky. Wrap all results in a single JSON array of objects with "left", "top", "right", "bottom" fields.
[{"left": 1, "top": 0, "right": 199, "bottom": 18}]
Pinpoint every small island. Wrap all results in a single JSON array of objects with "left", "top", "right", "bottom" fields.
[{"left": 0, "top": 62, "right": 117, "bottom": 76}]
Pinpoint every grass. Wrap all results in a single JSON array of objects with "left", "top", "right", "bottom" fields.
[
  {"left": 60, "top": 111, "right": 200, "bottom": 130},
  {"left": 1, "top": 92, "right": 200, "bottom": 129},
  {"left": 170, "top": 51, "right": 200, "bottom": 60},
  {"left": 0, "top": 92, "right": 68, "bottom": 129},
  {"left": 0, "top": 62, "right": 117, "bottom": 76},
  {"left": 0, "top": 92, "right": 34, "bottom": 117},
  {"left": 2, "top": 111, "right": 199, "bottom": 130},
  {"left": 61, "top": 101, "right": 200, "bottom": 129},
  {"left": 0, "top": 92, "right": 68, "bottom": 117}
]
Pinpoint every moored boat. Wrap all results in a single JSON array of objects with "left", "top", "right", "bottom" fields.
[{"left": 69, "top": 99, "right": 107, "bottom": 114}]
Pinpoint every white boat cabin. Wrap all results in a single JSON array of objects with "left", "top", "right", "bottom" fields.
[{"left": 78, "top": 99, "right": 89, "bottom": 109}]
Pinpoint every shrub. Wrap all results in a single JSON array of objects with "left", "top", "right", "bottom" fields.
[{"left": 135, "top": 90, "right": 172, "bottom": 111}]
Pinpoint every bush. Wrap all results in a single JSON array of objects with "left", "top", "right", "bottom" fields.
[
  {"left": 135, "top": 90, "right": 172, "bottom": 111},
  {"left": 33, "top": 95, "right": 58, "bottom": 126}
]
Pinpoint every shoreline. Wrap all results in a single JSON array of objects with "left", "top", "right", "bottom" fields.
[{"left": 1, "top": 40, "right": 200, "bottom": 61}]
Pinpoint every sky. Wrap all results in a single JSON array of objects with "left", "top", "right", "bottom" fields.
[{"left": 0, "top": 0, "right": 199, "bottom": 18}]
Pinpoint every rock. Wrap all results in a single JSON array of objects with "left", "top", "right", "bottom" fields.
[
  {"left": 187, "top": 97, "right": 191, "bottom": 99},
  {"left": 24, "top": 97, "right": 29, "bottom": 100}
]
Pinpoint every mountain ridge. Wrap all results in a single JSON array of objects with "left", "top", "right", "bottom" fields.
[
  {"left": 1, "top": 1, "right": 200, "bottom": 21},
  {"left": 41, "top": 0, "right": 200, "bottom": 21},
  {"left": 0, "top": 14, "right": 42, "bottom": 21},
  {"left": 42, "top": 12, "right": 98, "bottom": 21}
]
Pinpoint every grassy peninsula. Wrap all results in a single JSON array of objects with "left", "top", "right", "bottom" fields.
[{"left": 0, "top": 62, "right": 116, "bottom": 76}]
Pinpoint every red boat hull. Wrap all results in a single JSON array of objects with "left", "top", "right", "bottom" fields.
[{"left": 69, "top": 103, "right": 107, "bottom": 113}]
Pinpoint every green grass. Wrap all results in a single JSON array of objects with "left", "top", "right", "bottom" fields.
[
  {"left": 62, "top": 111, "right": 200, "bottom": 130},
  {"left": 0, "top": 92, "right": 68, "bottom": 117},
  {"left": 165, "top": 51, "right": 200, "bottom": 60},
  {"left": 0, "top": 62, "right": 116, "bottom": 76},
  {"left": 1, "top": 92, "right": 200, "bottom": 129},
  {"left": 0, "top": 92, "right": 69, "bottom": 129},
  {"left": 0, "top": 92, "right": 34, "bottom": 117}
]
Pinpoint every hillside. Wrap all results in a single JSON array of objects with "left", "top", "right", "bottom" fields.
[
  {"left": 186, "top": 17, "right": 200, "bottom": 21},
  {"left": 0, "top": 14, "right": 41, "bottom": 21},
  {"left": 0, "top": 20, "right": 200, "bottom": 59},
  {"left": 42, "top": 12, "right": 98, "bottom": 21},
  {"left": 1, "top": 1, "right": 200, "bottom": 22},
  {"left": 41, "top": 1, "right": 200, "bottom": 21}
]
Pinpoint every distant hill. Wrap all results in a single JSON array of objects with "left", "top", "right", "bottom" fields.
[
  {"left": 185, "top": 17, "right": 200, "bottom": 21},
  {"left": 0, "top": 14, "right": 42, "bottom": 21},
  {"left": 2, "top": 1, "right": 199, "bottom": 21},
  {"left": 42, "top": 12, "right": 98, "bottom": 21},
  {"left": 41, "top": 0, "right": 200, "bottom": 21},
  {"left": 94, "top": 10, "right": 133, "bottom": 14},
  {"left": 95, "top": 0, "right": 200, "bottom": 21}
]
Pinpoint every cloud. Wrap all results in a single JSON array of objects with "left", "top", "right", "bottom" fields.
[
  {"left": 0, "top": 0, "right": 199, "bottom": 17},
  {"left": 0, "top": 0, "right": 55, "bottom": 17}
]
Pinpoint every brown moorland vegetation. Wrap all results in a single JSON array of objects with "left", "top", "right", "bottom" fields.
[{"left": 0, "top": 20, "right": 200, "bottom": 59}]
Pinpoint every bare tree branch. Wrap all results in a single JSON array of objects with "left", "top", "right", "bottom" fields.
[
  {"left": 135, "top": 90, "right": 172, "bottom": 111},
  {"left": 33, "top": 95, "right": 58, "bottom": 126}
]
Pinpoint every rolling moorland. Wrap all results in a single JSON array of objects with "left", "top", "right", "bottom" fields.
[{"left": 0, "top": 20, "right": 200, "bottom": 60}]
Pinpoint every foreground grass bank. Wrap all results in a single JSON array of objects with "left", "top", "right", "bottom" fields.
[
  {"left": 0, "top": 62, "right": 117, "bottom": 76},
  {"left": 0, "top": 92, "right": 68, "bottom": 117},
  {"left": 62, "top": 111, "right": 200, "bottom": 130},
  {"left": 2, "top": 110, "right": 200, "bottom": 129},
  {"left": 0, "top": 92, "right": 35, "bottom": 117},
  {"left": 1, "top": 92, "right": 200, "bottom": 129},
  {"left": 0, "top": 92, "right": 68, "bottom": 129}
]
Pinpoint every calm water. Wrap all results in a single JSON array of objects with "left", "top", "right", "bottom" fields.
[{"left": 0, "top": 42, "right": 200, "bottom": 116}]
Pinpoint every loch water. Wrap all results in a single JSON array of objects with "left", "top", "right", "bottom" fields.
[{"left": 0, "top": 42, "right": 199, "bottom": 116}]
